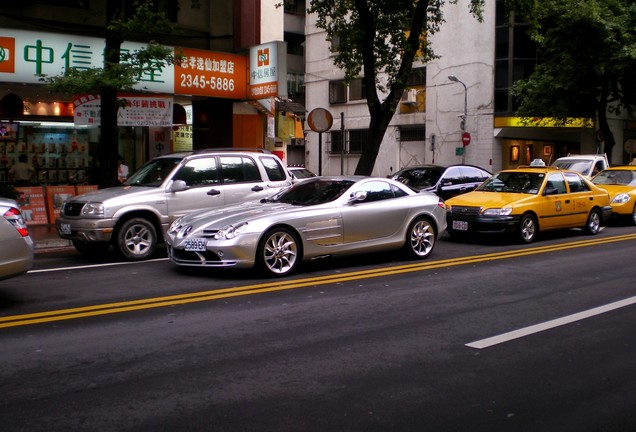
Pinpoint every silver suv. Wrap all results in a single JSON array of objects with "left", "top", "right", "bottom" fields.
[{"left": 56, "top": 149, "right": 292, "bottom": 260}]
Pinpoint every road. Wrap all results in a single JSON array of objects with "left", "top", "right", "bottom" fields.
[{"left": 1, "top": 226, "right": 636, "bottom": 431}]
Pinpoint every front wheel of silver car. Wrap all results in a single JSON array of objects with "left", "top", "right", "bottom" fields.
[
  {"left": 257, "top": 227, "right": 300, "bottom": 277},
  {"left": 518, "top": 213, "right": 538, "bottom": 243},
  {"left": 404, "top": 217, "right": 436, "bottom": 259},
  {"left": 116, "top": 218, "right": 158, "bottom": 261},
  {"left": 584, "top": 209, "right": 601, "bottom": 235}
]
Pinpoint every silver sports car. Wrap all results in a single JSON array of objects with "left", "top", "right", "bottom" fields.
[{"left": 166, "top": 176, "right": 447, "bottom": 276}]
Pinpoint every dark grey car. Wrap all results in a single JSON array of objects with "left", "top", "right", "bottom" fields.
[{"left": 389, "top": 164, "right": 492, "bottom": 201}]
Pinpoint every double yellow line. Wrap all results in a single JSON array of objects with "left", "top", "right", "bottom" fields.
[{"left": 3, "top": 233, "right": 636, "bottom": 329}]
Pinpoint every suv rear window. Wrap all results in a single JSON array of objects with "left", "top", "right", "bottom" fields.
[
  {"left": 260, "top": 156, "right": 287, "bottom": 181},
  {"left": 220, "top": 156, "right": 261, "bottom": 183}
]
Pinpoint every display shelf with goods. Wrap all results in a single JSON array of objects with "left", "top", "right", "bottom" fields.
[{"left": 0, "top": 123, "right": 92, "bottom": 187}]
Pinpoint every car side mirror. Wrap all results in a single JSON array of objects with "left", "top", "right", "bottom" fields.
[
  {"left": 543, "top": 187, "right": 558, "bottom": 196},
  {"left": 170, "top": 180, "right": 188, "bottom": 192},
  {"left": 349, "top": 190, "right": 367, "bottom": 203}
]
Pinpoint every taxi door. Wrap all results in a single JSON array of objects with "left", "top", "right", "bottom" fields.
[
  {"left": 563, "top": 172, "right": 594, "bottom": 225},
  {"left": 540, "top": 172, "right": 575, "bottom": 229}
]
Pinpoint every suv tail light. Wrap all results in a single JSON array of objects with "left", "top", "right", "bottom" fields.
[{"left": 3, "top": 207, "right": 29, "bottom": 237}]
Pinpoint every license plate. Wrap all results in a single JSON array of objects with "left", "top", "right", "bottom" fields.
[
  {"left": 59, "top": 223, "right": 72, "bottom": 235},
  {"left": 184, "top": 237, "right": 207, "bottom": 252},
  {"left": 452, "top": 220, "right": 468, "bottom": 231}
]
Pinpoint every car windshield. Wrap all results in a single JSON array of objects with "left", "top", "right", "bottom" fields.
[
  {"left": 477, "top": 172, "right": 545, "bottom": 194},
  {"left": 265, "top": 178, "right": 355, "bottom": 206},
  {"left": 290, "top": 168, "right": 316, "bottom": 179},
  {"left": 392, "top": 167, "right": 443, "bottom": 189},
  {"left": 593, "top": 170, "right": 636, "bottom": 186},
  {"left": 124, "top": 157, "right": 182, "bottom": 187},
  {"left": 553, "top": 160, "right": 592, "bottom": 175}
]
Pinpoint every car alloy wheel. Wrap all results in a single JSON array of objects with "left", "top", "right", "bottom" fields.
[
  {"left": 518, "top": 214, "right": 537, "bottom": 243},
  {"left": 584, "top": 209, "right": 601, "bottom": 235},
  {"left": 116, "top": 217, "right": 158, "bottom": 260},
  {"left": 405, "top": 217, "right": 436, "bottom": 259},
  {"left": 631, "top": 204, "right": 636, "bottom": 226},
  {"left": 258, "top": 227, "right": 300, "bottom": 276}
]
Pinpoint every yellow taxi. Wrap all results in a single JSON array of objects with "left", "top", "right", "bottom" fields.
[
  {"left": 591, "top": 165, "right": 636, "bottom": 225},
  {"left": 445, "top": 166, "right": 612, "bottom": 243}
]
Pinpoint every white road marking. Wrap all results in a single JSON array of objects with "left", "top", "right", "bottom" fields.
[
  {"left": 466, "top": 295, "right": 636, "bottom": 349},
  {"left": 28, "top": 258, "right": 169, "bottom": 273}
]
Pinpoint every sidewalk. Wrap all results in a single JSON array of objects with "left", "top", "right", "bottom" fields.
[{"left": 29, "top": 224, "right": 73, "bottom": 252}]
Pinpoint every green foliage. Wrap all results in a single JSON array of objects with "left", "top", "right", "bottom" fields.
[
  {"left": 308, "top": 0, "right": 484, "bottom": 174},
  {"left": 508, "top": 0, "right": 636, "bottom": 159},
  {"left": 309, "top": 0, "right": 483, "bottom": 90},
  {"left": 509, "top": 0, "right": 636, "bottom": 116}
]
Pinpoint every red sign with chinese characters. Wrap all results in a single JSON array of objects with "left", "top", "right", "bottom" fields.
[
  {"left": 174, "top": 47, "right": 247, "bottom": 99},
  {"left": 16, "top": 187, "right": 49, "bottom": 225}
]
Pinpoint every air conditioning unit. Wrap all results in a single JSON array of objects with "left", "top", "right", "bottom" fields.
[{"left": 401, "top": 89, "right": 417, "bottom": 105}]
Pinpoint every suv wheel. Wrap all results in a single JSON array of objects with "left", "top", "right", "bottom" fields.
[{"left": 116, "top": 218, "right": 158, "bottom": 260}]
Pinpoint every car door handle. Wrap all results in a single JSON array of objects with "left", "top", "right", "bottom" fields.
[
  {"left": 565, "top": 200, "right": 571, "bottom": 203},
  {"left": 251, "top": 185, "right": 264, "bottom": 192},
  {"left": 207, "top": 189, "right": 221, "bottom": 196}
]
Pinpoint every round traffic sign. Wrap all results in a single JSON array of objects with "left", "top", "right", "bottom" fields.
[
  {"left": 307, "top": 108, "right": 333, "bottom": 133},
  {"left": 461, "top": 132, "right": 471, "bottom": 146}
]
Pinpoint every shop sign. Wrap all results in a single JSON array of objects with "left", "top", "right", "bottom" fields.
[
  {"left": 174, "top": 47, "right": 247, "bottom": 99},
  {"left": 249, "top": 41, "right": 287, "bottom": 99},
  {"left": 16, "top": 186, "right": 49, "bottom": 225},
  {"left": 45, "top": 185, "right": 76, "bottom": 223},
  {"left": 73, "top": 94, "right": 174, "bottom": 126},
  {"left": 0, "top": 29, "right": 173, "bottom": 94}
]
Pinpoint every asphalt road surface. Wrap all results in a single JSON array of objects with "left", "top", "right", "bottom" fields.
[{"left": 1, "top": 226, "right": 636, "bottom": 431}]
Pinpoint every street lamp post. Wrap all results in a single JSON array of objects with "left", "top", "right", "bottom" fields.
[{"left": 448, "top": 75, "right": 467, "bottom": 163}]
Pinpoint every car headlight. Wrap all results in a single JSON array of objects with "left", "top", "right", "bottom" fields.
[
  {"left": 81, "top": 202, "right": 104, "bottom": 216},
  {"left": 482, "top": 208, "right": 513, "bottom": 216},
  {"left": 214, "top": 223, "right": 248, "bottom": 240},
  {"left": 168, "top": 217, "right": 184, "bottom": 233},
  {"left": 611, "top": 193, "right": 631, "bottom": 204}
]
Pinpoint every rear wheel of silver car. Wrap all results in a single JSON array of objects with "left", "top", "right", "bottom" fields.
[
  {"left": 518, "top": 213, "right": 537, "bottom": 243},
  {"left": 257, "top": 227, "right": 300, "bottom": 277},
  {"left": 116, "top": 218, "right": 158, "bottom": 261},
  {"left": 404, "top": 217, "right": 436, "bottom": 259},
  {"left": 584, "top": 208, "right": 601, "bottom": 235},
  {"left": 72, "top": 240, "right": 110, "bottom": 256}
]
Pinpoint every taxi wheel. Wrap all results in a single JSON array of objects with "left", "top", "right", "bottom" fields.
[
  {"left": 518, "top": 214, "right": 537, "bottom": 243},
  {"left": 631, "top": 204, "right": 636, "bottom": 226},
  {"left": 584, "top": 209, "right": 601, "bottom": 235},
  {"left": 257, "top": 227, "right": 301, "bottom": 277}
]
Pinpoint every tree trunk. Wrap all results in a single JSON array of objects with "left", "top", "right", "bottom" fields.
[
  {"left": 94, "top": 1, "right": 125, "bottom": 189},
  {"left": 597, "top": 82, "right": 615, "bottom": 162}
]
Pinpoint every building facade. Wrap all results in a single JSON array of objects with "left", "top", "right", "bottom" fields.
[
  {"left": 304, "top": 1, "right": 633, "bottom": 178},
  {"left": 0, "top": 0, "right": 305, "bottom": 187}
]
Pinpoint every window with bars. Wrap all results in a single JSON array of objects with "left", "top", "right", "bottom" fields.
[
  {"left": 329, "top": 80, "right": 347, "bottom": 104},
  {"left": 329, "top": 129, "right": 369, "bottom": 154},
  {"left": 349, "top": 79, "right": 367, "bottom": 101}
]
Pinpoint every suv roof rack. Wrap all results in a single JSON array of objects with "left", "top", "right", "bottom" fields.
[{"left": 192, "top": 147, "right": 272, "bottom": 154}]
